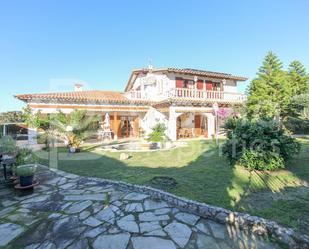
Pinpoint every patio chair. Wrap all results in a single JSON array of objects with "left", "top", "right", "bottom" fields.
[
  {"left": 178, "top": 129, "right": 186, "bottom": 139},
  {"left": 186, "top": 129, "right": 193, "bottom": 138}
]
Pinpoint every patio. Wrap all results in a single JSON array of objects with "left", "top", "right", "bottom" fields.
[{"left": 0, "top": 166, "right": 279, "bottom": 249}]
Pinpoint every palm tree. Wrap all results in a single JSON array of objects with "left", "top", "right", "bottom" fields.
[
  {"left": 50, "top": 110, "right": 100, "bottom": 151},
  {"left": 24, "top": 107, "right": 100, "bottom": 151}
]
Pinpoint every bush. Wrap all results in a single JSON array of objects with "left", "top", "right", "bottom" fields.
[
  {"left": 222, "top": 118, "right": 301, "bottom": 171},
  {"left": 0, "top": 136, "right": 16, "bottom": 154},
  {"left": 147, "top": 123, "right": 167, "bottom": 143},
  {"left": 16, "top": 148, "right": 38, "bottom": 165},
  {"left": 238, "top": 149, "right": 285, "bottom": 171},
  {"left": 284, "top": 116, "right": 309, "bottom": 134}
]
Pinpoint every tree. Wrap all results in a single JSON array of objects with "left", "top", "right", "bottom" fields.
[
  {"left": 288, "top": 61, "right": 309, "bottom": 95},
  {"left": 246, "top": 52, "right": 292, "bottom": 120},
  {"left": 51, "top": 110, "right": 100, "bottom": 149},
  {"left": 23, "top": 107, "right": 100, "bottom": 150},
  {"left": 0, "top": 111, "right": 24, "bottom": 123},
  {"left": 285, "top": 93, "right": 309, "bottom": 134}
]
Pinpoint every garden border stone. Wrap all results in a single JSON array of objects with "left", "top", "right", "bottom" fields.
[{"left": 50, "top": 167, "right": 309, "bottom": 249}]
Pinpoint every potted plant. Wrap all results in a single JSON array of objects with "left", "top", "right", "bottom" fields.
[
  {"left": 10, "top": 148, "right": 37, "bottom": 181},
  {"left": 16, "top": 164, "right": 37, "bottom": 187},
  {"left": 68, "top": 135, "right": 82, "bottom": 153},
  {"left": 147, "top": 123, "right": 167, "bottom": 149}
]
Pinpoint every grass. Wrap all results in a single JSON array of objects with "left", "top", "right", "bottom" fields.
[{"left": 35, "top": 139, "right": 309, "bottom": 234}]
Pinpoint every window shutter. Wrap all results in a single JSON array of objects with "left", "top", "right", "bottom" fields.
[
  {"left": 197, "top": 79, "right": 203, "bottom": 90},
  {"left": 206, "top": 82, "right": 213, "bottom": 90},
  {"left": 175, "top": 77, "right": 183, "bottom": 88}
]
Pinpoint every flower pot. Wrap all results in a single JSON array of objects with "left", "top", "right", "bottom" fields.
[
  {"left": 204, "top": 131, "right": 208, "bottom": 138},
  {"left": 150, "top": 142, "right": 161, "bottom": 150},
  {"left": 69, "top": 147, "right": 76, "bottom": 153},
  {"left": 20, "top": 175, "right": 34, "bottom": 187}
]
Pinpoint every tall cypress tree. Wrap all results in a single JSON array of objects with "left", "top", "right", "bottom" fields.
[
  {"left": 288, "top": 60, "right": 309, "bottom": 95},
  {"left": 246, "top": 52, "right": 291, "bottom": 119}
]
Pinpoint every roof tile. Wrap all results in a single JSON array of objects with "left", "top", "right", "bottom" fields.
[{"left": 15, "top": 90, "right": 149, "bottom": 104}]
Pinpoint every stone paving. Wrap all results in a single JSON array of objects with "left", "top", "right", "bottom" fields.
[{"left": 0, "top": 166, "right": 280, "bottom": 249}]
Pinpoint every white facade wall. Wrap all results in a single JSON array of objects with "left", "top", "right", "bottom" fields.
[
  {"left": 179, "top": 113, "right": 195, "bottom": 128},
  {"left": 140, "top": 107, "right": 168, "bottom": 135},
  {"left": 129, "top": 72, "right": 175, "bottom": 101},
  {"left": 127, "top": 72, "right": 239, "bottom": 102},
  {"left": 223, "top": 80, "right": 237, "bottom": 93}
]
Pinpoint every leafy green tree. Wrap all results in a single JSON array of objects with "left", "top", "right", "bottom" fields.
[
  {"left": 285, "top": 93, "right": 309, "bottom": 134},
  {"left": 246, "top": 52, "right": 292, "bottom": 119},
  {"left": 0, "top": 111, "right": 24, "bottom": 123},
  {"left": 22, "top": 105, "right": 50, "bottom": 130},
  {"left": 288, "top": 61, "right": 309, "bottom": 95}
]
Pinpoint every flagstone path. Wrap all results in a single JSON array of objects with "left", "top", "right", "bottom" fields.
[{"left": 0, "top": 166, "right": 280, "bottom": 249}]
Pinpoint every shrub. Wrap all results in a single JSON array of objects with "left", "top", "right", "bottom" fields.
[
  {"left": 238, "top": 149, "right": 285, "bottom": 171},
  {"left": 222, "top": 118, "right": 301, "bottom": 171},
  {"left": 0, "top": 136, "right": 16, "bottom": 154},
  {"left": 147, "top": 123, "right": 167, "bottom": 143},
  {"left": 284, "top": 116, "right": 309, "bottom": 134},
  {"left": 16, "top": 148, "right": 38, "bottom": 165},
  {"left": 16, "top": 164, "right": 37, "bottom": 177}
]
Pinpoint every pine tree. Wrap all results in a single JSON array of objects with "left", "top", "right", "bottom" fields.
[
  {"left": 246, "top": 52, "right": 291, "bottom": 119},
  {"left": 288, "top": 60, "right": 309, "bottom": 95}
]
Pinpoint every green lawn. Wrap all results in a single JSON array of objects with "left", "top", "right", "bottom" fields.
[{"left": 36, "top": 139, "right": 309, "bottom": 234}]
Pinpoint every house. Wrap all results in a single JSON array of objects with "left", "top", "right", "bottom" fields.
[{"left": 15, "top": 67, "right": 247, "bottom": 142}]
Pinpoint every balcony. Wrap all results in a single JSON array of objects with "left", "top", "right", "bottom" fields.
[
  {"left": 128, "top": 90, "right": 142, "bottom": 99},
  {"left": 169, "top": 88, "right": 246, "bottom": 101},
  {"left": 127, "top": 88, "right": 246, "bottom": 102}
]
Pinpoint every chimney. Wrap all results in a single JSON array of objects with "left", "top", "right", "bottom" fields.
[{"left": 74, "top": 83, "right": 83, "bottom": 92}]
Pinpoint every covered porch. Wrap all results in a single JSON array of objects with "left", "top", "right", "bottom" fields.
[
  {"left": 176, "top": 113, "right": 211, "bottom": 139},
  {"left": 97, "top": 111, "right": 145, "bottom": 141},
  {"left": 168, "top": 106, "right": 218, "bottom": 141},
  {"left": 176, "top": 112, "right": 217, "bottom": 140}
]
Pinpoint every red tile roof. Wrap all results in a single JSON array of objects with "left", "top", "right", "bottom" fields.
[
  {"left": 15, "top": 90, "right": 149, "bottom": 104},
  {"left": 165, "top": 68, "right": 247, "bottom": 81}
]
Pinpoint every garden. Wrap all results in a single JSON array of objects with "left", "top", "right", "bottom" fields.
[
  {"left": 1, "top": 52, "right": 309, "bottom": 247},
  {"left": 33, "top": 52, "right": 309, "bottom": 235}
]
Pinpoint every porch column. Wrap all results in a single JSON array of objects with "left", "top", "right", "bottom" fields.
[
  {"left": 168, "top": 107, "right": 182, "bottom": 141},
  {"left": 113, "top": 112, "right": 118, "bottom": 140},
  {"left": 28, "top": 127, "right": 38, "bottom": 145},
  {"left": 206, "top": 113, "right": 215, "bottom": 137},
  {"left": 141, "top": 80, "right": 145, "bottom": 99}
]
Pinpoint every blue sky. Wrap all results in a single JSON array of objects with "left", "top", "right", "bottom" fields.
[{"left": 0, "top": 0, "right": 308, "bottom": 112}]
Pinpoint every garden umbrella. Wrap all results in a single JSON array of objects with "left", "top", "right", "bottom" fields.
[{"left": 104, "top": 113, "right": 110, "bottom": 128}]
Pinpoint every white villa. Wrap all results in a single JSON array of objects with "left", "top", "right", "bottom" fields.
[{"left": 15, "top": 67, "right": 247, "bottom": 141}]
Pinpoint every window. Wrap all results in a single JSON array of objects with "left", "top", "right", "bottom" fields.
[
  {"left": 184, "top": 80, "right": 195, "bottom": 89},
  {"left": 212, "top": 82, "right": 221, "bottom": 91}
]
